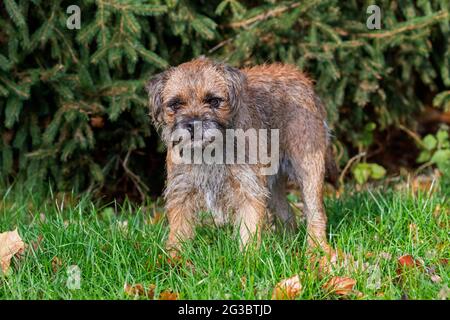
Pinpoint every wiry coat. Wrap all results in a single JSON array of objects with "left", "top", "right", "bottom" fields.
[{"left": 146, "top": 58, "right": 337, "bottom": 251}]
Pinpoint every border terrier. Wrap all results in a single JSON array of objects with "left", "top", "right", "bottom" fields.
[{"left": 146, "top": 57, "right": 338, "bottom": 255}]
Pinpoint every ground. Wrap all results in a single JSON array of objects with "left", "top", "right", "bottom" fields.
[{"left": 0, "top": 182, "right": 448, "bottom": 300}]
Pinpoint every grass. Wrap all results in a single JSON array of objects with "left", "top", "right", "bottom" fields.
[{"left": 0, "top": 181, "right": 448, "bottom": 300}]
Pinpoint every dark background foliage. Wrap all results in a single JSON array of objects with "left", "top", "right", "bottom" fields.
[{"left": 0, "top": 0, "right": 449, "bottom": 201}]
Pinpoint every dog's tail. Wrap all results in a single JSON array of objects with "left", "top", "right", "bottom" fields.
[
  {"left": 315, "top": 96, "right": 339, "bottom": 188},
  {"left": 325, "top": 144, "right": 339, "bottom": 188}
]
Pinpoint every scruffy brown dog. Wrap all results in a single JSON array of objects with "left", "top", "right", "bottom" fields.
[{"left": 146, "top": 57, "right": 337, "bottom": 255}]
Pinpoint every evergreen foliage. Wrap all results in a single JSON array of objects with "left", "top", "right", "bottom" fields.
[{"left": 0, "top": 0, "right": 448, "bottom": 198}]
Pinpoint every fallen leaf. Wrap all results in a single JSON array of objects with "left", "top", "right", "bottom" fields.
[
  {"left": 314, "top": 248, "right": 363, "bottom": 276},
  {"left": 124, "top": 283, "right": 144, "bottom": 297},
  {"left": 162, "top": 254, "right": 195, "bottom": 272},
  {"left": 430, "top": 274, "right": 442, "bottom": 283},
  {"left": 272, "top": 275, "right": 302, "bottom": 300},
  {"left": 0, "top": 229, "right": 26, "bottom": 274},
  {"left": 322, "top": 276, "right": 357, "bottom": 296},
  {"left": 397, "top": 254, "right": 422, "bottom": 275},
  {"left": 124, "top": 283, "right": 155, "bottom": 299},
  {"left": 90, "top": 116, "right": 105, "bottom": 128},
  {"left": 410, "top": 174, "right": 436, "bottom": 194},
  {"left": 438, "top": 285, "right": 448, "bottom": 300},
  {"left": 159, "top": 290, "right": 179, "bottom": 300},
  {"left": 425, "top": 265, "right": 443, "bottom": 283},
  {"left": 51, "top": 256, "right": 62, "bottom": 273}
]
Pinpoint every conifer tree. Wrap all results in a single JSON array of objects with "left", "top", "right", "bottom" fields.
[{"left": 0, "top": 0, "right": 448, "bottom": 198}]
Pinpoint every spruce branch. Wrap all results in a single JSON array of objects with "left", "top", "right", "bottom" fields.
[{"left": 357, "top": 10, "right": 448, "bottom": 39}]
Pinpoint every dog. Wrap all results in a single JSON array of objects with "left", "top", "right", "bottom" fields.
[{"left": 146, "top": 57, "right": 338, "bottom": 256}]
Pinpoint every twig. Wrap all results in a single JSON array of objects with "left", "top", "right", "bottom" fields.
[
  {"left": 357, "top": 10, "right": 448, "bottom": 39},
  {"left": 208, "top": 38, "right": 233, "bottom": 54},
  {"left": 414, "top": 161, "right": 434, "bottom": 176},
  {"left": 398, "top": 124, "right": 423, "bottom": 147},
  {"left": 120, "top": 150, "right": 149, "bottom": 202},
  {"left": 338, "top": 151, "right": 367, "bottom": 187},
  {"left": 228, "top": 2, "right": 301, "bottom": 29}
]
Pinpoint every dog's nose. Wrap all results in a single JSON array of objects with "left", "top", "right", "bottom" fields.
[{"left": 185, "top": 119, "right": 202, "bottom": 135}]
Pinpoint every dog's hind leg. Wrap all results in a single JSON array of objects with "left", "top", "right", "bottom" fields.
[
  {"left": 268, "top": 173, "right": 297, "bottom": 232},
  {"left": 285, "top": 109, "right": 331, "bottom": 253}
]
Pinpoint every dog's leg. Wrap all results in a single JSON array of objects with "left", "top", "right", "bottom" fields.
[
  {"left": 294, "top": 153, "right": 330, "bottom": 252},
  {"left": 235, "top": 196, "right": 266, "bottom": 250},
  {"left": 165, "top": 197, "right": 197, "bottom": 255},
  {"left": 269, "top": 174, "right": 297, "bottom": 231},
  {"left": 286, "top": 113, "right": 331, "bottom": 254}
]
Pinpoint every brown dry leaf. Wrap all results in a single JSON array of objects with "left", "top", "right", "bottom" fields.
[
  {"left": 272, "top": 275, "right": 302, "bottom": 300},
  {"left": 90, "top": 116, "right": 105, "bottom": 128},
  {"left": 314, "top": 248, "right": 362, "bottom": 276},
  {"left": 322, "top": 276, "right": 357, "bottom": 296},
  {"left": 410, "top": 174, "right": 436, "bottom": 194},
  {"left": 163, "top": 254, "right": 195, "bottom": 272},
  {"left": 0, "top": 229, "right": 26, "bottom": 274},
  {"left": 397, "top": 254, "right": 422, "bottom": 275},
  {"left": 159, "top": 290, "right": 179, "bottom": 300},
  {"left": 124, "top": 283, "right": 155, "bottom": 299},
  {"left": 51, "top": 256, "right": 62, "bottom": 273}
]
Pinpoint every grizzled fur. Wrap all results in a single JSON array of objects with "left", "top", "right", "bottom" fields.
[{"left": 146, "top": 57, "right": 338, "bottom": 252}]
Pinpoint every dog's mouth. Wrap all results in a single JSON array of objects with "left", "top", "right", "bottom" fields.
[
  {"left": 171, "top": 131, "right": 219, "bottom": 150},
  {"left": 171, "top": 120, "right": 224, "bottom": 150}
]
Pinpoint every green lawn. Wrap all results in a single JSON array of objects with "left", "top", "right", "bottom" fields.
[{"left": 0, "top": 182, "right": 448, "bottom": 300}]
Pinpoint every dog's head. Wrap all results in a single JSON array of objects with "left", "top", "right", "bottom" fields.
[{"left": 146, "top": 57, "right": 247, "bottom": 147}]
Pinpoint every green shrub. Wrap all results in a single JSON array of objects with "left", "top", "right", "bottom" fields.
[{"left": 0, "top": 0, "right": 449, "bottom": 197}]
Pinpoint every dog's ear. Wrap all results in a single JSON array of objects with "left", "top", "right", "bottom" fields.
[
  {"left": 146, "top": 71, "right": 168, "bottom": 126},
  {"left": 221, "top": 64, "right": 247, "bottom": 114}
]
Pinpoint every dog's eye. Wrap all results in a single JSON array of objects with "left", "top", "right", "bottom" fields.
[
  {"left": 168, "top": 100, "right": 182, "bottom": 111},
  {"left": 206, "top": 97, "right": 223, "bottom": 109}
]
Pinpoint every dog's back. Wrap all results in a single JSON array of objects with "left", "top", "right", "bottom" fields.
[{"left": 243, "top": 63, "right": 338, "bottom": 186}]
